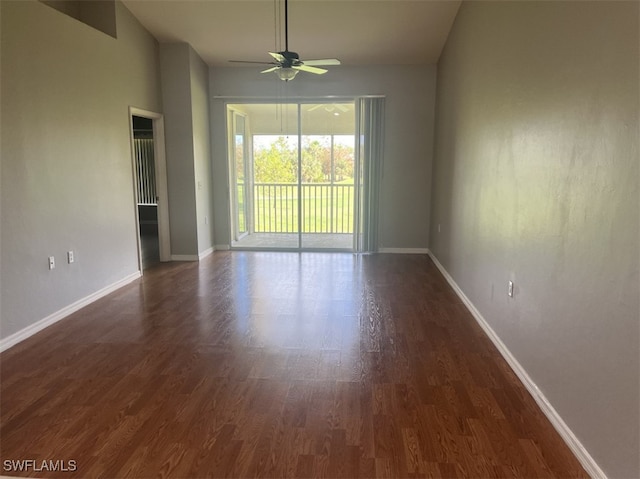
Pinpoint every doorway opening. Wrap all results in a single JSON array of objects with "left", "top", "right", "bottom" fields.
[
  {"left": 129, "top": 108, "right": 171, "bottom": 270},
  {"left": 132, "top": 116, "right": 159, "bottom": 268},
  {"left": 227, "top": 102, "right": 357, "bottom": 251}
]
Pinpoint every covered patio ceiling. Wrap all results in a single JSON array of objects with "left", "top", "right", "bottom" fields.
[{"left": 229, "top": 102, "right": 356, "bottom": 135}]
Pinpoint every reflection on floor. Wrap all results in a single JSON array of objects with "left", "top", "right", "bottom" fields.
[
  {"left": 232, "top": 233, "right": 353, "bottom": 250},
  {"left": 140, "top": 228, "right": 160, "bottom": 269},
  {"left": 139, "top": 205, "right": 160, "bottom": 269}
]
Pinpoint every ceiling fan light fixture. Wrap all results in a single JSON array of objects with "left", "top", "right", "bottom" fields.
[{"left": 276, "top": 67, "right": 299, "bottom": 81}]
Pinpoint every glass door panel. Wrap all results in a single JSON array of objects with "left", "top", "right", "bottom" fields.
[
  {"left": 229, "top": 103, "right": 299, "bottom": 249},
  {"left": 252, "top": 131, "right": 299, "bottom": 249},
  {"left": 230, "top": 111, "right": 249, "bottom": 243},
  {"left": 300, "top": 103, "right": 355, "bottom": 250}
]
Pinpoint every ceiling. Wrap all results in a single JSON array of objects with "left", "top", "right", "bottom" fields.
[{"left": 122, "top": 0, "right": 462, "bottom": 67}]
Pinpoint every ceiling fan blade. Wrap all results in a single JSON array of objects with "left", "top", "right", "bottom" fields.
[
  {"left": 302, "top": 59, "right": 341, "bottom": 66},
  {"left": 229, "top": 60, "right": 278, "bottom": 65},
  {"left": 293, "top": 65, "right": 328, "bottom": 75},
  {"left": 261, "top": 66, "right": 280, "bottom": 73},
  {"left": 268, "top": 52, "right": 285, "bottom": 63},
  {"left": 307, "top": 103, "right": 348, "bottom": 112}
]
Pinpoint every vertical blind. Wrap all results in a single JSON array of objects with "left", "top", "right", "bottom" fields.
[
  {"left": 355, "top": 97, "right": 385, "bottom": 253},
  {"left": 134, "top": 138, "right": 157, "bottom": 205}
]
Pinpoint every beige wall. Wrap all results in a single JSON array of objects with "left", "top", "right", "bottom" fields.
[
  {"left": 1, "top": 1, "right": 162, "bottom": 339},
  {"left": 430, "top": 2, "right": 639, "bottom": 477},
  {"left": 159, "top": 43, "right": 214, "bottom": 258},
  {"left": 190, "top": 48, "right": 215, "bottom": 254},
  {"left": 160, "top": 43, "right": 198, "bottom": 256}
]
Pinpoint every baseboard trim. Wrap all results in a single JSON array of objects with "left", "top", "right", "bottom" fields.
[
  {"left": 427, "top": 250, "right": 606, "bottom": 479},
  {"left": 170, "top": 254, "right": 199, "bottom": 261},
  {"left": 171, "top": 248, "right": 215, "bottom": 262},
  {"left": 0, "top": 271, "right": 142, "bottom": 353},
  {"left": 214, "top": 244, "right": 230, "bottom": 251},
  {"left": 378, "top": 247, "right": 429, "bottom": 254},
  {"left": 198, "top": 247, "right": 214, "bottom": 260}
]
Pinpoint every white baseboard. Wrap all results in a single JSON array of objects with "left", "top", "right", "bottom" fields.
[
  {"left": 172, "top": 248, "right": 215, "bottom": 262},
  {"left": 214, "top": 244, "right": 230, "bottom": 251},
  {"left": 198, "top": 247, "right": 214, "bottom": 260},
  {"left": 427, "top": 250, "right": 606, "bottom": 479},
  {"left": 378, "top": 247, "right": 429, "bottom": 254},
  {"left": 170, "top": 254, "right": 199, "bottom": 261},
  {"left": 0, "top": 271, "right": 141, "bottom": 353}
]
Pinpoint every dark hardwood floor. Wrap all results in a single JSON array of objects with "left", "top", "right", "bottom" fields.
[{"left": 1, "top": 252, "right": 587, "bottom": 478}]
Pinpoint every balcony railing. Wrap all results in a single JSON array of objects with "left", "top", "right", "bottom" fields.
[{"left": 248, "top": 183, "right": 355, "bottom": 234}]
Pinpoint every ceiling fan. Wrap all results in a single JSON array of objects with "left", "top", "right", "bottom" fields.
[
  {"left": 307, "top": 103, "right": 350, "bottom": 113},
  {"left": 229, "top": 0, "right": 341, "bottom": 81}
]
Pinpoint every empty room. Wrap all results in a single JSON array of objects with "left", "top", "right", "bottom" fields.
[{"left": 1, "top": 1, "right": 638, "bottom": 478}]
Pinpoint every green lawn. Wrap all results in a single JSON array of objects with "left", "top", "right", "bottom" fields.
[{"left": 252, "top": 183, "right": 355, "bottom": 234}]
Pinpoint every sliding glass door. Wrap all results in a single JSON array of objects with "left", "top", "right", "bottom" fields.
[
  {"left": 228, "top": 109, "right": 250, "bottom": 242},
  {"left": 246, "top": 103, "right": 301, "bottom": 249},
  {"left": 227, "top": 101, "right": 356, "bottom": 251},
  {"left": 300, "top": 104, "right": 355, "bottom": 249}
]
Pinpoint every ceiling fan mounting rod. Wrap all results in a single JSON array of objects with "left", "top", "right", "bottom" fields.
[{"left": 284, "top": 0, "right": 289, "bottom": 52}]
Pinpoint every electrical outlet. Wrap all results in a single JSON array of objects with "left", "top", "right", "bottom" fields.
[
  {"left": 204, "top": 216, "right": 208, "bottom": 225},
  {"left": 508, "top": 280, "right": 514, "bottom": 297},
  {"left": 67, "top": 251, "right": 74, "bottom": 264},
  {"left": 48, "top": 256, "right": 55, "bottom": 270}
]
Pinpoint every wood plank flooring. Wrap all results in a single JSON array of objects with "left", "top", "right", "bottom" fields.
[{"left": 1, "top": 252, "right": 587, "bottom": 478}]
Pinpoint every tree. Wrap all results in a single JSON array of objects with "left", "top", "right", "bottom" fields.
[
  {"left": 333, "top": 144, "right": 354, "bottom": 182},
  {"left": 301, "top": 139, "right": 328, "bottom": 183},
  {"left": 253, "top": 135, "right": 355, "bottom": 184},
  {"left": 253, "top": 136, "right": 297, "bottom": 183}
]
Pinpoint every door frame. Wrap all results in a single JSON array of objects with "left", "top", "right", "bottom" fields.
[
  {"left": 224, "top": 99, "right": 357, "bottom": 251},
  {"left": 129, "top": 107, "right": 171, "bottom": 269},
  {"left": 227, "top": 107, "right": 251, "bottom": 242}
]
